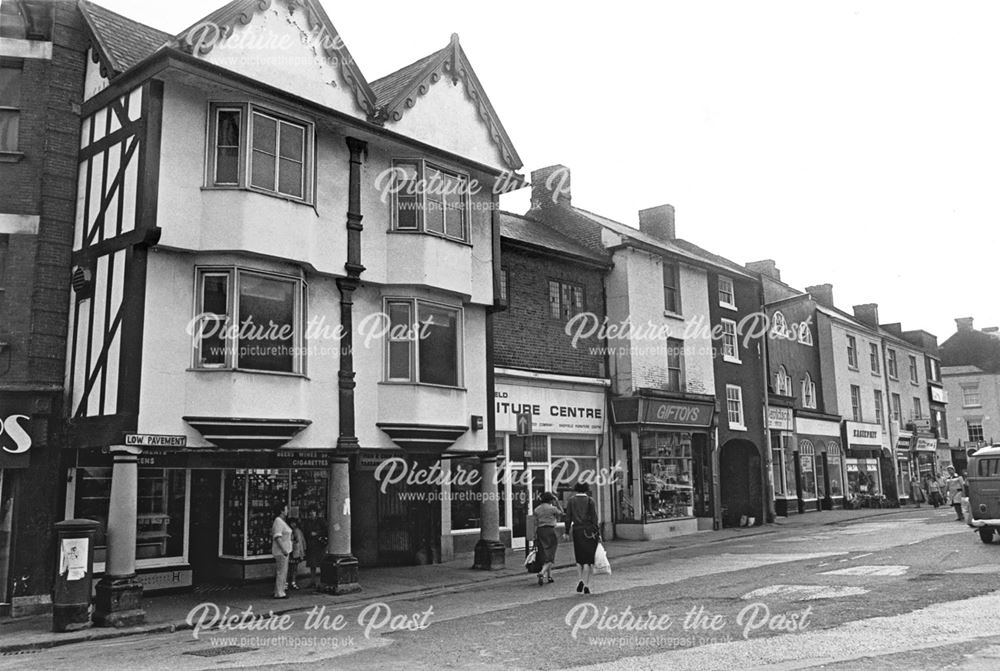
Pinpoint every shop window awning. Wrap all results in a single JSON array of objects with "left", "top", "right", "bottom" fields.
[
  {"left": 376, "top": 423, "right": 468, "bottom": 453},
  {"left": 183, "top": 416, "right": 311, "bottom": 449}
]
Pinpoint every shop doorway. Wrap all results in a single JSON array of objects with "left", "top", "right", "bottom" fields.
[
  {"left": 189, "top": 471, "right": 221, "bottom": 584},
  {"left": 719, "top": 440, "right": 763, "bottom": 527},
  {"left": 375, "top": 456, "right": 441, "bottom": 565},
  {"left": 510, "top": 467, "right": 548, "bottom": 549}
]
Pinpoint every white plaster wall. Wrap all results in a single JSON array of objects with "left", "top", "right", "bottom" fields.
[
  {"left": 351, "top": 285, "right": 487, "bottom": 452},
  {"left": 155, "top": 81, "right": 350, "bottom": 275},
  {"left": 137, "top": 249, "right": 341, "bottom": 447},
  {"left": 383, "top": 69, "right": 507, "bottom": 171},
  {"left": 195, "top": 4, "right": 368, "bottom": 120},
  {"left": 607, "top": 248, "right": 713, "bottom": 396},
  {"left": 83, "top": 48, "right": 109, "bottom": 101}
]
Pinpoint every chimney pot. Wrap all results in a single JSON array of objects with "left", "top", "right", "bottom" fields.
[
  {"left": 638, "top": 204, "right": 676, "bottom": 242},
  {"left": 530, "top": 165, "right": 572, "bottom": 209}
]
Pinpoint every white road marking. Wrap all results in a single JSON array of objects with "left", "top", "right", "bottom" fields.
[
  {"left": 820, "top": 565, "right": 909, "bottom": 576},
  {"left": 851, "top": 552, "right": 873, "bottom": 560},
  {"left": 947, "top": 565, "right": 1000, "bottom": 574},
  {"left": 741, "top": 584, "right": 870, "bottom": 601}
]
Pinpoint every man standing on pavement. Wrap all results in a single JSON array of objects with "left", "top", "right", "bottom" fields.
[
  {"left": 272, "top": 503, "right": 292, "bottom": 598},
  {"left": 943, "top": 466, "right": 966, "bottom": 521}
]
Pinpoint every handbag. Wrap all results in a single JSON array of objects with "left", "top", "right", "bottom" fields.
[
  {"left": 593, "top": 542, "right": 611, "bottom": 575},
  {"left": 525, "top": 537, "right": 545, "bottom": 573}
]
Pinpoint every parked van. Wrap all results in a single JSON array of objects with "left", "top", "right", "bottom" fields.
[{"left": 967, "top": 446, "right": 1000, "bottom": 543}]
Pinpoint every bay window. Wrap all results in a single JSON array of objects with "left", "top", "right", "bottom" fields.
[
  {"left": 193, "top": 268, "right": 305, "bottom": 374},
  {"left": 391, "top": 159, "right": 469, "bottom": 242},
  {"left": 207, "top": 103, "right": 313, "bottom": 202},
  {"left": 385, "top": 298, "right": 462, "bottom": 387}
]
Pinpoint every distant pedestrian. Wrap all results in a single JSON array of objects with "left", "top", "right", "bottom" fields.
[
  {"left": 533, "top": 492, "right": 563, "bottom": 586},
  {"left": 944, "top": 466, "right": 966, "bottom": 521},
  {"left": 287, "top": 518, "right": 306, "bottom": 590},
  {"left": 271, "top": 503, "right": 292, "bottom": 599},
  {"left": 909, "top": 476, "right": 924, "bottom": 507},
  {"left": 564, "top": 482, "right": 600, "bottom": 595},
  {"left": 925, "top": 474, "right": 942, "bottom": 507}
]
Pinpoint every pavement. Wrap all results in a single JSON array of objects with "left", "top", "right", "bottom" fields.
[{"left": 0, "top": 506, "right": 918, "bottom": 653}]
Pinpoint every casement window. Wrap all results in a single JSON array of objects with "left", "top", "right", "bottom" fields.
[
  {"left": 549, "top": 280, "right": 584, "bottom": 320},
  {"left": 663, "top": 261, "right": 680, "bottom": 313},
  {"left": 718, "top": 275, "right": 736, "bottom": 309},
  {"left": 207, "top": 103, "right": 313, "bottom": 202},
  {"left": 391, "top": 159, "right": 469, "bottom": 242},
  {"left": 846, "top": 335, "right": 858, "bottom": 369},
  {"left": 0, "top": 62, "right": 21, "bottom": 153},
  {"left": 850, "top": 385, "right": 862, "bottom": 422},
  {"left": 385, "top": 299, "right": 462, "bottom": 387},
  {"left": 775, "top": 365, "right": 792, "bottom": 396},
  {"left": 908, "top": 355, "right": 919, "bottom": 384},
  {"left": 963, "top": 386, "right": 981, "bottom": 407},
  {"left": 891, "top": 393, "right": 902, "bottom": 423},
  {"left": 874, "top": 390, "right": 884, "bottom": 427},
  {"left": 798, "top": 322, "right": 813, "bottom": 345},
  {"left": 870, "top": 343, "right": 880, "bottom": 375},
  {"left": 887, "top": 349, "right": 898, "bottom": 379},
  {"left": 802, "top": 373, "right": 816, "bottom": 409},
  {"left": 193, "top": 268, "right": 304, "bottom": 374},
  {"left": 969, "top": 422, "right": 985, "bottom": 444},
  {"left": 721, "top": 319, "right": 740, "bottom": 363},
  {"left": 771, "top": 312, "right": 787, "bottom": 338},
  {"left": 726, "top": 385, "right": 745, "bottom": 429},
  {"left": 666, "top": 337, "right": 685, "bottom": 391}
]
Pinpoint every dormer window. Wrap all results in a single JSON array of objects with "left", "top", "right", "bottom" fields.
[
  {"left": 391, "top": 159, "right": 469, "bottom": 242},
  {"left": 206, "top": 103, "right": 314, "bottom": 203}
]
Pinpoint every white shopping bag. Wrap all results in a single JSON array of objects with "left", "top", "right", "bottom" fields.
[{"left": 593, "top": 542, "right": 611, "bottom": 575}]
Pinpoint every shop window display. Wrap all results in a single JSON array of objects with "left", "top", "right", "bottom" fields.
[
  {"left": 450, "top": 458, "right": 482, "bottom": 531},
  {"left": 74, "top": 467, "right": 187, "bottom": 564},
  {"left": 799, "top": 441, "right": 817, "bottom": 499},
  {"left": 847, "top": 460, "right": 881, "bottom": 498},
  {"left": 223, "top": 469, "right": 326, "bottom": 558},
  {"left": 640, "top": 432, "right": 694, "bottom": 520},
  {"left": 825, "top": 442, "right": 844, "bottom": 497}
]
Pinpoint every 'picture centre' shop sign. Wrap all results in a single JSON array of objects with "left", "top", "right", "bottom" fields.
[{"left": 495, "top": 383, "right": 605, "bottom": 434}]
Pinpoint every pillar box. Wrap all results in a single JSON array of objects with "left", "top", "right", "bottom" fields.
[{"left": 52, "top": 519, "right": 100, "bottom": 632}]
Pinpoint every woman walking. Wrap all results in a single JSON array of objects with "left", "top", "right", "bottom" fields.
[
  {"left": 533, "top": 492, "right": 563, "bottom": 585},
  {"left": 943, "top": 466, "right": 966, "bottom": 521},
  {"left": 564, "top": 482, "right": 600, "bottom": 595},
  {"left": 925, "top": 474, "right": 942, "bottom": 508}
]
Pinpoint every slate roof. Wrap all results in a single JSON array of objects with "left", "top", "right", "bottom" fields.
[
  {"left": 500, "top": 212, "right": 610, "bottom": 266},
  {"left": 80, "top": 1, "right": 172, "bottom": 73},
  {"left": 941, "top": 329, "right": 1000, "bottom": 374},
  {"left": 370, "top": 49, "right": 445, "bottom": 104}
]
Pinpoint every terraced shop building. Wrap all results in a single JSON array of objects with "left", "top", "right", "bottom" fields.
[{"left": 62, "top": 0, "right": 522, "bottom": 622}]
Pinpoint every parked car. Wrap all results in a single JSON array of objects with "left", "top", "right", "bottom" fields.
[{"left": 967, "top": 446, "right": 1000, "bottom": 543}]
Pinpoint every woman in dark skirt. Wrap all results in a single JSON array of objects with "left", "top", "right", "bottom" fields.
[
  {"left": 532, "top": 492, "right": 563, "bottom": 585},
  {"left": 564, "top": 482, "right": 600, "bottom": 594}
]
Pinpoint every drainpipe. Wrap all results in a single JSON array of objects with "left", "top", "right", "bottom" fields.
[{"left": 759, "top": 286, "right": 776, "bottom": 523}]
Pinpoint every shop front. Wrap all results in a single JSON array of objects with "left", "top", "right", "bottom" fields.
[
  {"left": 896, "top": 432, "right": 913, "bottom": 502},
  {"left": 611, "top": 394, "right": 716, "bottom": 540},
  {"left": 843, "top": 420, "right": 885, "bottom": 506},
  {"left": 493, "top": 373, "right": 608, "bottom": 550},
  {"left": 795, "top": 415, "right": 845, "bottom": 512},
  {"left": 66, "top": 447, "right": 335, "bottom": 591},
  {"left": 912, "top": 435, "right": 938, "bottom": 480},
  {"left": 768, "top": 405, "right": 796, "bottom": 517}
]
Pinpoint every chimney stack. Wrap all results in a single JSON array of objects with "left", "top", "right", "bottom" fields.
[
  {"left": 746, "top": 260, "right": 781, "bottom": 281},
  {"left": 984, "top": 327, "right": 999, "bottom": 334},
  {"left": 852, "top": 304, "right": 879, "bottom": 328},
  {"left": 805, "top": 284, "right": 834, "bottom": 308},
  {"left": 530, "top": 165, "right": 571, "bottom": 209},
  {"left": 956, "top": 317, "right": 975, "bottom": 332},
  {"left": 638, "top": 204, "right": 676, "bottom": 242},
  {"left": 881, "top": 322, "right": 903, "bottom": 337}
]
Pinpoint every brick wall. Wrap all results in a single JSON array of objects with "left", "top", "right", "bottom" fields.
[{"left": 494, "top": 243, "right": 607, "bottom": 378}]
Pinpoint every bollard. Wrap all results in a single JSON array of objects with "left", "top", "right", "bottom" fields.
[{"left": 52, "top": 519, "right": 99, "bottom": 632}]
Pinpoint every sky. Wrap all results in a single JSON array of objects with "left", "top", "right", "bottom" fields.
[{"left": 94, "top": 0, "right": 1000, "bottom": 342}]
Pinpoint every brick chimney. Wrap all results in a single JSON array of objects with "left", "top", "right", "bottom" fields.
[
  {"left": 746, "top": 260, "right": 781, "bottom": 281},
  {"left": 984, "top": 327, "right": 999, "bottom": 334},
  {"left": 881, "top": 322, "right": 903, "bottom": 337},
  {"left": 530, "top": 165, "right": 571, "bottom": 209},
  {"left": 638, "top": 204, "right": 675, "bottom": 242},
  {"left": 852, "top": 304, "right": 879, "bottom": 328},
  {"left": 956, "top": 317, "right": 975, "bottom": 332},
  {"left": 805, "top": 284, "right": 834, "bottom": 308}
]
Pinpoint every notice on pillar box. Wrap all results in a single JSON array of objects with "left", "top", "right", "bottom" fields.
[{"left": 59, "top": 538, "right": 88, "bottom": 581}]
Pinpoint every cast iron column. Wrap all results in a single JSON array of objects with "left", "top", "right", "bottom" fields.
[{"left": 320, "top": 136, "right": 366, "bottom": 593}]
